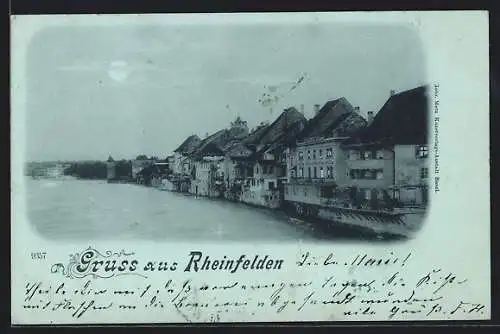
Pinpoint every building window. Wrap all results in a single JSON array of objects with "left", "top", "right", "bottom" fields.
[
  {"left": 421, "top": 167, "right": 429, "bottom": 179},
  {"left": 298, "top": 151, "right": 304, "bottom": 160},
  {"left": 313, "top": 167, "right": 317, "bottom": 178},
  {"left": 363, "top": 151, "right": 372, "bottom": 160},
  {"left": 319, "top": 149, "right": 323, "bottom": 159},
  {"left": 299, "top": 168, "right": 304, "bottom": 178},
  {"left": 326, "top": 167, "right": 332, "bottom": 178},
  {"left": 365, "top": 189, "right": 371, "bottom": 200},
  {"left": 307, "top": 150, "right": 311, "bottom": 160},
  {"left": 376, "top": 150, "right": 384, "bottom": 159},
  {"left": 417, "top": 145, "right": 429, "bottom": 159},
  {"left": 269, "top": 166, "right": 274, "bottom": 174},
  {"left": 308, "top": 167, "right": 311, "bottom": 178},
  {"left": 350, "top": 169, "right": 384, "bottom": 180},
  {"left": 320, "top": 167, "right": 324, "bottom": 178},
  {"left": 327, "top": 148, "right": 333, "bottom": 158},
  {"left": 312, "top": 150, "right": 316, "bottom": 160},
  {"left": 268, "top": 181, "right": 275, "bottom": 190}
]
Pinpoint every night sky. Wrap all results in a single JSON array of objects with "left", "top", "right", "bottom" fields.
[{"left": 26, "top": 18, "right": 426, "bottom": 162}]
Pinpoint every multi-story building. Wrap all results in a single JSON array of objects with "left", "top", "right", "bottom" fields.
[
  {"left": 188, "top": 117, "right": 249, "bottom": 197},
  {"left": 286, "top": 137, "right": 350, "bottom": 205},
  {"left": 190, "top": 141, "right": 226, "bottom": 197},
  {"left": 285, "top": 97, "right": 368, "bottom": 206},
  {"left": 167, "top": 135, "right": 202, "bottom": 191},
  {"left": 223, "top": 107, "right": 307, "bottom": 208},
  {"left": 340, "top": 85, "right": 429, "bottom": 208},
  {"left": 172, "top": 135, "right": 202, "bottom": 175}
]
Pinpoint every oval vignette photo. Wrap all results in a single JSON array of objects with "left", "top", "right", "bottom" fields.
[{"left": 24, "top": 21, "right": 430, "bottom": 243}]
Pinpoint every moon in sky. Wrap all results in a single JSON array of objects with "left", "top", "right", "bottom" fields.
[{"left": 108, "top": 60, "right": 131, "bottom": 82}]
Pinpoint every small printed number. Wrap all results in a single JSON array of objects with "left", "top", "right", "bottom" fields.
[{"left": 31, "top": 252, "right": 47, "bottom": 260}]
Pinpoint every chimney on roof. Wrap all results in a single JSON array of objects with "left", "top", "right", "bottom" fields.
[
  {"left": 367, "top": 111, "right": 374, "bottom": 124},
  {"left": 354, "top": 106, "right": 360, "bottom": 113},
  {"left": 313, "top": 104, "right": 321, "bottom": 115},
  {"left": 390, "top": 90, "right": 396, "bottom": 96}
]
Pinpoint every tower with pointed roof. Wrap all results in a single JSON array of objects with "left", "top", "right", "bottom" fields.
[
  {"left": 229, "top": 115, "right": 249, "bottom": 139},
  {"left": 106, "top": 155, "right": 116, "bottom": 181}
]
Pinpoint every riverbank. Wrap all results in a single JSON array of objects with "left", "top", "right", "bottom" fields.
[{"left": 138, "top": 180, "right": 408, "bottom": 242}]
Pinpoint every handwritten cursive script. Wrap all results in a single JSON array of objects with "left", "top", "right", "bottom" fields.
[{"left": 18, "top": 248, "right": 487, "bottom": 323}]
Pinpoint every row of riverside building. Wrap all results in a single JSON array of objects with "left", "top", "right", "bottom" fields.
[{"left": 110, "top": 85, "right": 430, "bottom": 213}]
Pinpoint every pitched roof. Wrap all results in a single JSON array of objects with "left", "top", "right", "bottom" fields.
[
  {"left": 295, "top": 98, "right": 353, "bottom": 141},
  {"left": 345, "top": 85, "right": 429, "bottom": 146},
  {"left": 173, "top": 135, "right": 202, "bottom": 154},
  {"left": 223, "top": 141, "right": 254, "bottom": 158},
  {"left": 258, "top": 107, "right": 307, "bottom": 145},
  {"left": 242, "top": 123, "right": 271, "bottom": 145},
  {"left": 190, "top": 129, "right": 231, "bottom": 159}
]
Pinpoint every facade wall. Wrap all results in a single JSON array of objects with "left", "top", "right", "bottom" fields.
[
  {"left": 394, "top": 145, "right": 429, "bottom": 187},
  {"left": 223, "top": 157, "right": 237, "bottom": 186},
  {"left": 173, "top": 153, "right": 183, "bottom": 174},
  {"left": 284, "top": 183, "right": 322, "bottom": 205},
  {"left": 190, "top": 161, "right": 211, "bottom": 196},
  {"left": 240, "top": 177, "right": 281, "bottom": 208},
  {"left": 132, "top": 160, "right": 152, "bottom": 178},
  {"left": 345, "top": 148, "right": 395, "bottom": 188},
  {"left": 240, "top": 188, "right": 281, "bottom": 209},
  {"left": 289, "top": 139, "right": 348, "bottom": 185},
  {"left": 189, "top": 157, "right": 225, "bottom": 197},
  {"left": 285, "top": 143, "right": 404, "bottom": 208},
  {"left": 173, "top": 153, "right": 192, "bottom": 175},
  {"left": 394, "top": 144, "right": 429, "bottom": 206}
]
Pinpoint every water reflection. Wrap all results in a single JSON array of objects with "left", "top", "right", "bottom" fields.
[{"left": 26, "top": 179, "right": 403, "bottom": 243}]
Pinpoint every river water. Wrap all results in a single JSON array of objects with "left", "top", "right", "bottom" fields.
[{"left": 26, "top": 179, "right": 339, "bottom": 242}]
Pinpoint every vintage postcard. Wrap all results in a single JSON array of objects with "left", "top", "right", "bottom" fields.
[{"left": 11, "top": 11, "right": 490, "bottom": 324}]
